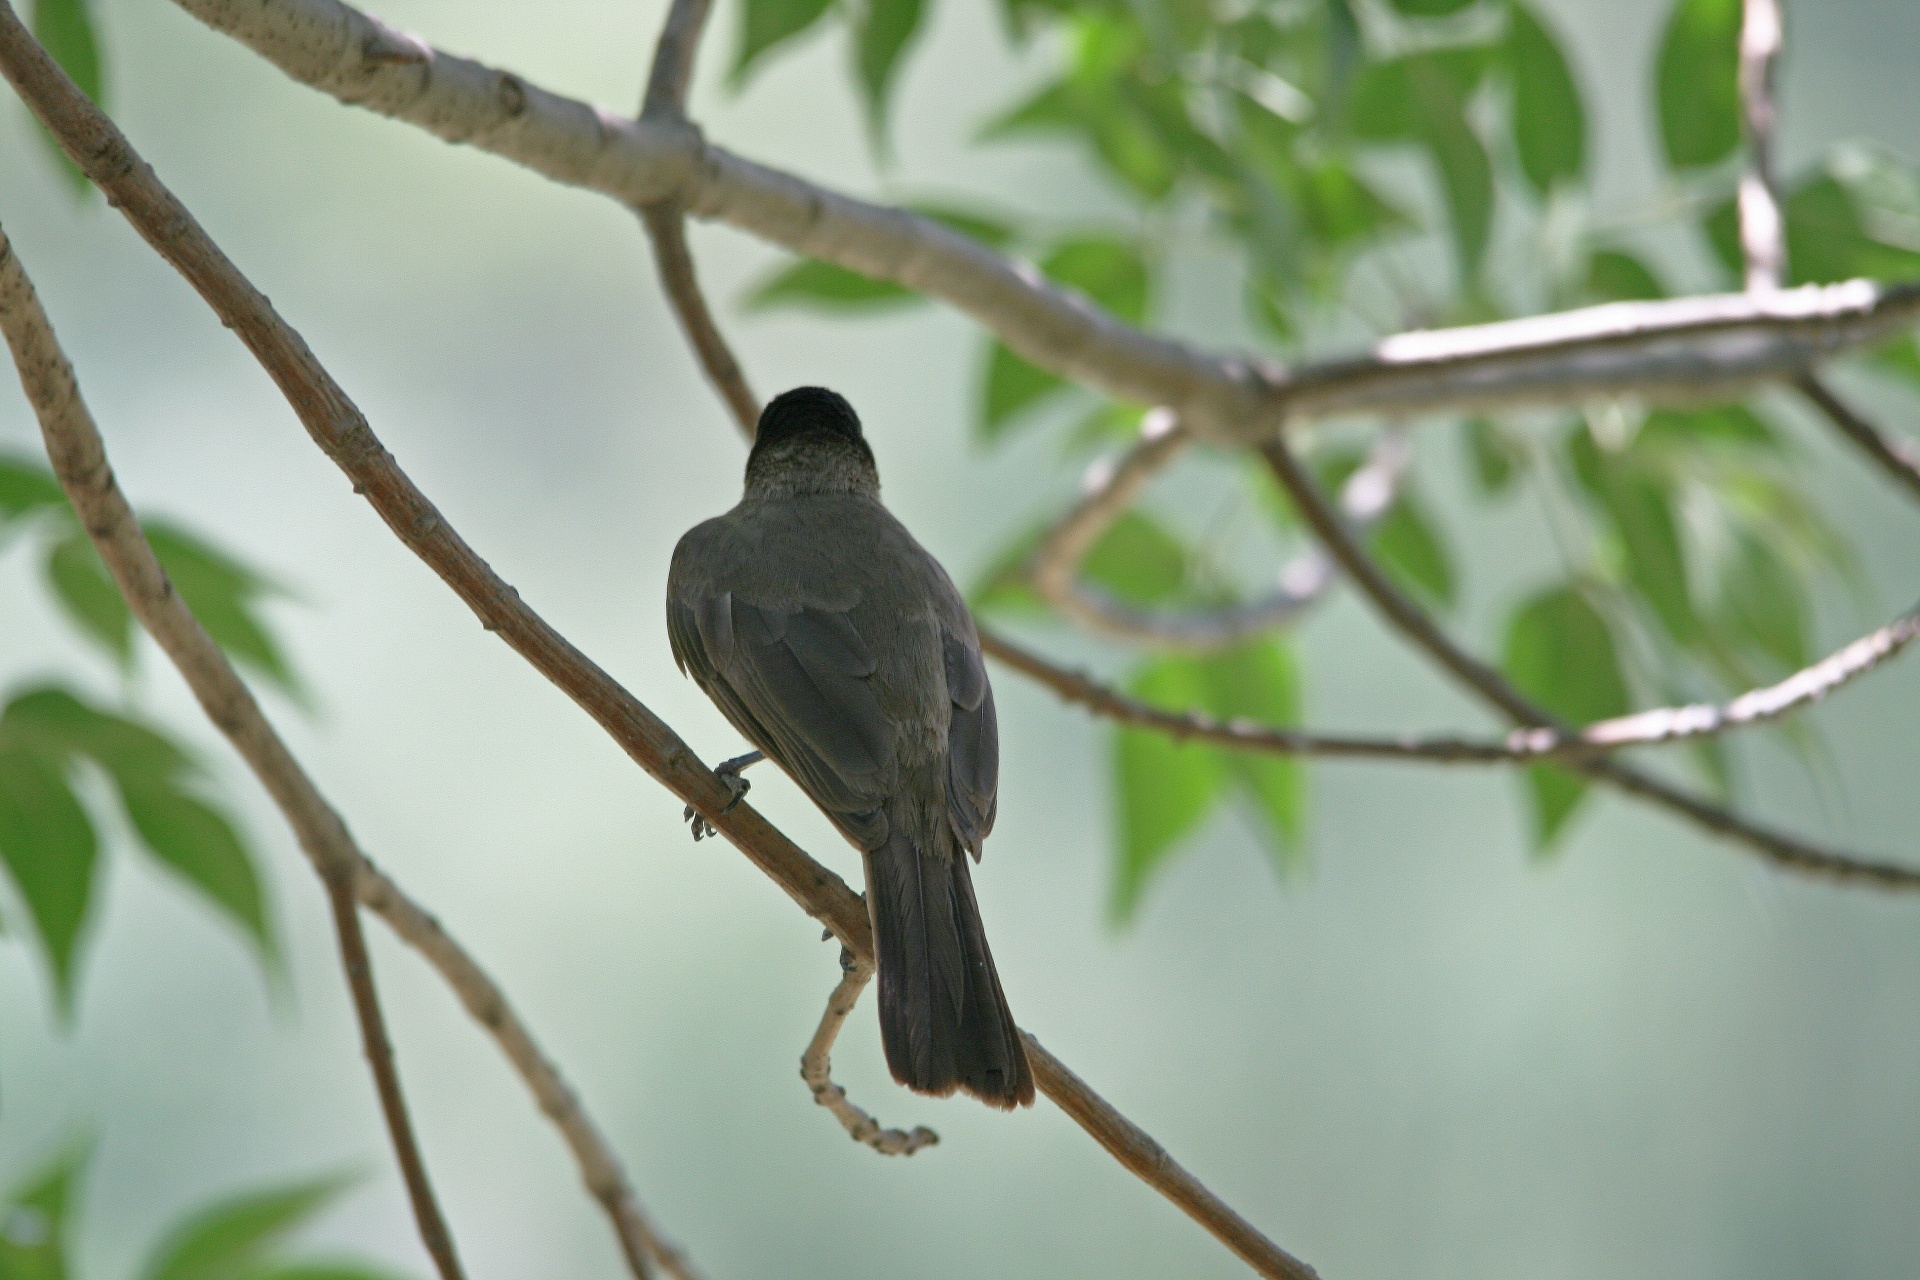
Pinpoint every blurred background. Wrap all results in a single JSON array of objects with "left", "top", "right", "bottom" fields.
[{"left": 2, "top": 0, "right": 1919, "bottom": 1276}]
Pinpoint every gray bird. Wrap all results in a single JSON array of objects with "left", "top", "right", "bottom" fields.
[{"left": 667, "top": 386, "right": 1034, "bottom": 1109}]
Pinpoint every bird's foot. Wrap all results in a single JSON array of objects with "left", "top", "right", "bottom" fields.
[{"left": 684, "top": 750, "right": 764, "bottom": 841}]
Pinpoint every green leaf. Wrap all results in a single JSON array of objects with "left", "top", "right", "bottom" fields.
[
  {"left": 855, "top": 0, "right": 929, "bottom": 141},
  {"left": 142, "top": 1177, "right": 352, "bottom": 1280},
  {"left": 1570, "top": 426, "right": 1699, "bottom": 646},
  {"left": 1586, "top": 248, "right": 1665, "bottom": 302},
  {"left": 1423, "top": 103, "right": 1495, "bottom": 276},
  {"left": 0, "top": 1142, "right": 87, "bottom": 1280},
  {"left": 44, "top": 531, "right": 133, "bottom": 668},
  {"left": 1716, "top": 530, "right": 1809, "bottom": 670},
  {"left": 1198, "top": 641, "right": 1305, "bottom": 878},
  {"left": 1111, "top": 656, "right": 1227, "bottom": 922},
  {"left": 1504, "top": 1, "right": 1586, "bottom": 195},
  {"left": 145, "top": 522, "right": 303, "bottom": 700},
  {"left": 731, "top": 0, "right": 834, "bottom": 86},
  {"left": 0, "top": 745, "right": 97, "bottom": 1012},
  {"left": 1369, "top": 489, "right": 1456, "bottom": 609},
  {"left": 31, "top": 0, "right": 103, "bottom": 197},
  {"left": 121, "top": 785, "right": 274, "bottom": 968},
  {"left": 1870, "top": 335, "right": 1920, "bottom": 391},
  {"left": 1503, "top": 585, "right": 1630, "bottom": 847},
  {"left": 1080, "top": 510, "right": 1189, "bottom": 606},
  {"left": 2, "top": 686, "right": 194, "bottom": 790},
  {"left": 1041, "top": 237, "right": 1149, "bottom": 324},
  {"left": 1351, "top": 52, "right": 1495, "bottom": 273},
  {"left": 1462, "top": 417, "right": 1521, "bottom": 494},
  {"left": 0, "top": 454, "right": 66, "bottom": 522},
  {"left": 1655, "top": 0, "right": 1741, "bottom": 170},
  {"left": 980, "top": 342, "right": 1068, "bottom": 439},
  {"left": 249, "top": 1268, "right": 413, "bottom": 1280},
  {"left": 1637, "top": 403, "right": 1779, "bottom": 453},
  {"left": 1388, "top": 0, "right": 1476, "bottom": 15},
  {"left": 746, "top": 260, "right": 920, "bottom": 312}
]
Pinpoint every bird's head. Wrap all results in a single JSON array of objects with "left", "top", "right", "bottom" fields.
[{"left": 744, "top": 386, "right": 880, "bottom": 499}]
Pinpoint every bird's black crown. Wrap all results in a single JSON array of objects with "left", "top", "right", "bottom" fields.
[{"left": 753, "top": 386, "right": 866, "bottom": 452}]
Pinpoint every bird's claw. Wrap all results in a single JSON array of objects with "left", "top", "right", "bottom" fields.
[{"left": 684, "top": 756, "right": 756, "bottom": 842}]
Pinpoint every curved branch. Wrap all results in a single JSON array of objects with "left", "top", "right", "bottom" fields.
[
  {"left": 0, "top": 220, "right": 475, "bottom": 1280},
  {"left": 979, "top": 604, "right": 1920, "bottom": 763},
  {"left": 636, "top": 0, "right": 757, "bottom": 440},
  {"left": 1259, "top": 435, "right": 1920, "bottom": 890},
  {"left": 163, "top": 0, "right": 1920, "bottom": 436},
  {"left": 1030, "top": 414, "right": 1405, "bottom": 650},
  {"left": 0, "top": 24, "right": 1319, "bottom": 1280},
  {"left": 801, "top": 950, "right": 939, "bottom": 1157}
]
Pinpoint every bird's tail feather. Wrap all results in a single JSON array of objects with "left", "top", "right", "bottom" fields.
[{"left": 866, "top": 825, "right": 1033, "bottom": 1109}]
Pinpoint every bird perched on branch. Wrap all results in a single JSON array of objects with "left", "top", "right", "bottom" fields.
[{"left": 667, "top": 386, "right": 1034, "bottom": 1109}]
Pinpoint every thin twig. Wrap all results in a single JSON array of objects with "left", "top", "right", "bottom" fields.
[
  {"left": 1738, "top": 0, "right": 1786, "bottom": 292},
  {"left": 1259, "top": 435, "right": 1920, "bottom": 889},
  {"left": 978, "top": 603, "right": 1920, "bottom": 763},
  {"left": 161, "top": 0, "right": 1920, "bottom": 435},
  {"left": 0, "top": 220, "right": 466, "bottom": 1280},
  {"left": 0, "top": 22, "right": 1318, "bottom": 1279},
  {"left": 1028, "top": 414, "right": 1405, "bottom": 650},
  {"left": 800, "top": 950, "right": 939, "bottom": 1156},
  {"left": 1797, "top": 373, "right": 1920, "bottom": 503},
  {"left": 637, "top": 0, "right": 757, "bottom": 439}
]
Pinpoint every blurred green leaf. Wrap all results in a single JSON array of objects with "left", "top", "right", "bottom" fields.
[
  {"left": 145, "top": 522, "right": 303, "bottom": 701},
  {"left": 731, "top": 0, "right": 834, "bottom": 86},
  {"left": 2, "top": 686, "right": 193, "bottom": 785},
  {"left": 0, "top": 1142, "right": 86, "bottom": 1280},
  {"left": 1370, "top": 489, "right": 1456, "bottom": 609},
  {"left": 1112, "top": 656, "right": 1227, "bottom": 922},
  {"left": 855, "top": 0, "right": 929, "bottom": 142},
  {"left": 1042, "top": 237, "right": 1150, "bottom": 323},
  {"left": 44, "top": 531, "right": 133, "bottom": 668},
  {"left": 1081, "top": 510, "right": 1189, "bottom": 606},
  {"left": 1655, "top": 0, "right": 1740, "bottom": 171},
  {"left": 1388, "top": 0, "right": 1476, "bottom": 15},
  {"left": 122, "top": 785, "right": 274, "bottom": 968},
  {"left": 0, "top": 454, "right": 66, "bottom": 522},
  {"left": 1716, "top": 529, "right": 1809, "bottom": 670},
  {"left": 1586, "top": 248, "right": 1665, "bottom": 302},
  {"left": 747, "top": 260, "right": 919, "bottom": 312},
  {"left": 1462, "top": 417, "right": 1521, "bottom": 494},
  {"left": 31, "top": 0, "right": 102, "bottom": 196},
  {"left": 981, "top": 342, "right": 1068, "bottom": 439},
  {"left": 1503, "top": 585, "right": 1629, "bottom": 847},
  {"left": 0, "top": 744, "right": 97, "bottom": 1013},
  {"left": 248, "top": 1268, "right": 412, "bottom": 1280},
  {"left": 1504, "top": 2, "right": 1586, "bottom": 195},
  {"left": 1198, "top": 641, "right": 1305, "bottom": 878},
  {"left": 1636, "top": 403, "right": 1780, "bottom": 454},
  {"left": 1870, "top": 334, "right": 1920, "bottom": 389},
  {"left": 1570, "top": 426, "right": 1699, "bottom": 646},
  {"left": 143, "top": 1176, "right": 352, "bottom": 1280},
  {"left": 1704, "top": 160, "right": 1920, "bottom": 286},
  {"left": 1423, "top": 103, "right": 1496, "bottom": 276},
  {"left": 1350, "top": 51, "right": 1495, "bottom": 273}
]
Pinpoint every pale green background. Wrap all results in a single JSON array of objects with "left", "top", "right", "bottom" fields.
[{"left": 3, "top": 1, "right": 1919, "bottom": 1277}]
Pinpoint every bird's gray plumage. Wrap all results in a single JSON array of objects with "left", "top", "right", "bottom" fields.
[{"left": 667, "top": 387, "right": 1032, "bottom": 1108}]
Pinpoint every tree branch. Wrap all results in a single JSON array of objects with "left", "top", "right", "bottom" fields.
[
  {"left": 0, "top": 19, "right": 1319, "bottom": 1278},
  {"left": 636, "top": 0, "right": 757, "bottom": 439},
  {"left": 1258, "top": 435, "right": 1920, "bottom": 890},
  {"left": 1738, "top": 0, "right": 1786, "bottom": 292},
  {"left": 1027, "top": 414, "right": 1403, "bottom": 650},
  {"left": 161, "top": 0, "right": 1920, "bottom": 436},
  {"left": 1796, "top": 373, "right": 1920, "bottom": 503},
  {"left": 800, "top": 949, "right": 939, "bottom": 1156},
  {"left": 979, "top": 603, "right": 1920, "bottom": 765},
  {"left": 0, "top": 219, "right": 467, "bottom": 1280}
]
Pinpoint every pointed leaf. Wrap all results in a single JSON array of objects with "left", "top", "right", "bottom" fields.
[
  {"left": 730, "top": 0, "right": 834, "bottom": 86},
  {"left": 980, "top": 342, "right": 1068, "bottom": 439},
  {"left": 1655, "top": 0, "right": 1741, "bottom": 170},
  {"left": 1198, "top": 641, "right": 1305, "bottom": 877},
  {"left": 1388, "top": 0, "right": 1475, "bottom": 14},
  {"left": 1716, "top": 530, "right": 1808, "bottom": 670},
  {"left": 1080, "top": 510, "right": 1188, "bottom": 606},
  {"left": 30, "top": 0, "right": 102, "bottom": 196},
  {"left": 0, "top": 455, "right": 65, "bottom": 522},
  {"left": 142, "top": 1177, "right": 353, "bottom": 1280},
  {"left": 855, "top": 0, "right": 928, "bottom": 139},
  {"left": 0, "top": 745, "right": 97, "bottom": 1011},
  {"left": 1505, "top": 2, "right": 1586, "bottom": 195},
  {"left": 1112, "top": 656, "right": 1227, "bottom": 921},
  {"left": 1586, "top": 249, "right": 1665, "bottom": 302},
  {"left": 44, "top": 531, "right": 133, "bottom": 668},
  {"left": 145, "top": 523, "right": 302, "bottom": 699},
  {"left": 121, "top": 784, "right": 274, "bottom": 967},
  {"left": 1423, "top": 104, "right": 1495, "bottom": 275},
  {"left": 1041, "top": 237, "right": 1149, "bottom": 324},
  {"left": 746, "top": 260, "right": 920, "bottom": 312},
  {"left": 1463, "top": 417, "right": 1520, "bottom": 494},
  {"left": 1503, "top": 585, "right": 1629, "bottom": 847},
  {"left": 1369, "top": 490, "right": 1456, "bottom": 609}
]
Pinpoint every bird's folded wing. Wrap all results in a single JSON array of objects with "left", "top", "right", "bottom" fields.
[
  {"left": 942, "top": 626, "right": 998, "bottom": 856},
  {"left": 670, "top": 592, "right": 895, "bottom": 845}
]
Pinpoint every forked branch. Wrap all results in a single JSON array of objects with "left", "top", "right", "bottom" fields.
[{"left": 801, "top": 950, "right": 939, "bottom": 1156}]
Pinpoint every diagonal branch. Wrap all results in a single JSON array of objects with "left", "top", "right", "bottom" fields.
[
  {"left": 1258, "top": 435, "right": 1920, "bottom": 890},
  {"left": 801, "top": 949, "right": 939, "bottom": 1156},
  {"left": 0, "top": 220, "right": 468, "bottom": 1280},
  {"left": 979, "top": 603, "right": 1920, "bottom": 764},
  {"left": 0, "top": 18, "right": 1319, "bottom": 1279},
  {"left": 1028, "top": 414, "right": 1405, "bottom": 650},
  {"left": 162, "top": 0, "right": 1920, "bottom": 436},
  {"left": 1796, "top": 372, "right": 1920, "bottom": 503}
]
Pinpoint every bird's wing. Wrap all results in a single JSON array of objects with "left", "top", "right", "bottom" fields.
[
  {"left": 942, "top": 624, "right": 999, "bottom": 857},
  {"left": 669, "top": 590, "right": 895, "bottom": 846}
]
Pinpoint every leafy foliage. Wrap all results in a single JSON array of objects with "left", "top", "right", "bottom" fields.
[
  {"left": 0, "top": 1148, "right": 407, "bottom": 1280},
  {"left": 1502, "top": 584, "right": 1629, "bottom": 847}
]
